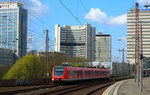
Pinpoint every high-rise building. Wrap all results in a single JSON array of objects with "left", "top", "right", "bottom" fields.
[
  {"left": 55, "top": 24, "right": 96, "bottom": 61},
  {"left": 127, "top": 7, "right": 150, "bottom": 64},
  {"left": 95, "top": 33, "right": 111, "bottom": 62},
  {"left": 0, "top": 48, "right": 13, "bottom": 65},
  {"left": 0, "top": 2, "right": 27, "bottom": 58}
]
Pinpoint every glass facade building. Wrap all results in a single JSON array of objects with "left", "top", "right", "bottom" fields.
[
  {"left": 0, "top": 2, "right": 27, "bottom": 58},
  {"left": 55, "top": 24, "right": 96, "bottom": 62}
]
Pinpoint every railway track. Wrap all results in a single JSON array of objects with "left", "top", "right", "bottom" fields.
[
  {"left": 39, "top": 82, "right": 103, "bottom": 95},
  {"left": 13, "top": 81, "right": 99, "bottom": 95},
  {"left": 53, "top": 80, "right": 113, "bottom": 95},
  {"left": 0, "top": 84, "right": 57, "bottom": 95},
  {"left": 0, "top": 78, "right": 125, "bottom": 95},
  {"left": 15, "top": 79, "right": 113, "bottom": 95},
  {"left": 86, "top": 83, "right": 113, "bottom": 95}
]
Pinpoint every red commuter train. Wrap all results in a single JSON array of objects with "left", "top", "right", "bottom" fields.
[{"left": 52, "top": 66, "right": 110, "bottom": 83}]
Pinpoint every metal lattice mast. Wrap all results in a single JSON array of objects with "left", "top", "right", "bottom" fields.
[
  {"left": 135, "top": 2, "right": 140, "bottom": 84},
  {"left": 44, "top": 30, "right": 49, "bottom": 77}
]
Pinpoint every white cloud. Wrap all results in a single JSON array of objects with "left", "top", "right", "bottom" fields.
[
  {"left": 107, "top": 14, "right": 127, "bottom": 25},
  {"left": 85, "top": 8, "right": 127, "bottom": 26},
  {"left": 85, "top": 8, "right": 107, "bottom": 23},
  {"left": 28, "top": 0, "right": 49, "bottom": 17},
  {"left": 138, "top": 0, "right": 150, "bottom": 4}
]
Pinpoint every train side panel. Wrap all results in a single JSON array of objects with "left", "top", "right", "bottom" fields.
[{"left": 52, "top": 66, "right": 110, "bottom": 83}]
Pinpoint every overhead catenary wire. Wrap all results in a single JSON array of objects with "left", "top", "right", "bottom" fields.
[
  {"left": 28, "top": 18, "right": 45, "bottom": 29},
  {"left": 28, "top": 29, "right": 45, "bottom": 40},
  {"left": 80, "top": 0, "right": 88, "bottom": 12},
  {"left": 58, "top": 0, "right": 83, "bottom": 25},
  {"left": 2, "top": 16, "right": 46, "bottom": 43},
  {"left": 22, "top": 1, "right": 55, "bottom": 31},
  {"left": 6, "top": 5, "right": 48, "bottom": 39},
  {"left": 78, "top": 0, "right": 97, "bottom": 28},
  {"left": 1, "top": 2, "right": 53, "bottom": 51},
  {"left": 23, "top": 2, "right": 55, "bottom": 47},
  {"left": 77, "top": 0, "right": 79, "bottom": 19},
  {"left": 28, "top": 13, "right": 54, "bottom": 30},
  {"left": 27, "top": 12, "right": 55, "bottom": 46}
]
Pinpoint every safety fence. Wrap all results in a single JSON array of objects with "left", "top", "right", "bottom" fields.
[{"left": 0, "top": 78, "right": 51, "bottom": 87}]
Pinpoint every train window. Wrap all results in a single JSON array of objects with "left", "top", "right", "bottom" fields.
[
  {"left": 96, "top": 71, "right": 98, "bottom": 75},
  {"left": 102, "top": 71, "right": 104, "bottom": 75},
  {"left": 104, "top": 72, "right": 106, "bottom": 75},
  {"left": 77, "top": 71, "right": 81, "bottom": 76},
  {"left": 88, "top": 71, "right": 90, "bottom": 75},
  {"left": 54, "top": 66, "right": 64, "bottom": 76},
  {"left": 85, "top": 71, "right": 88, "bottom": 76},
  {"left": 69, "top": 70, "right": 73, "bottom": 77},
  {"left": 104, "top": 71, "right": 106, "bottom": 75}
]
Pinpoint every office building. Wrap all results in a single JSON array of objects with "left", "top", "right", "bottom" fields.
[
  {"left": 127, "top": 7, "right": 150, "bottom": 64},
  {"left": 95, "top": 33, "right": 111, "bottom": 62},
  {"left": 0, "top": 48, "right": 13, "bottom": 65},
  {"left": 55, "top": 24, "right": 96, "bottom": 61},
  {"left": 0, "top": 2, "right": 27, "bottom": 58}
]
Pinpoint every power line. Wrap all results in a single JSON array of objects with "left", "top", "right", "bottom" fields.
[
  {"left": 28, "top": 28, "right": 45, "bottom": 37},
  {"left": 28, "top": 29, "right": 45, "bottom": 40},
  {"left": 80, "top": 0, "right": 88, "bottom": 12},
  {"left": 28, "top": 18, "right": 44, "bottom": 29},
  {"left": 28, "top": 13, "right": 54, "bottom": 30},
  {"left": 77, "top": 0, "right": 79, "bottom": 19},
  {"left": 2, "top": 16, "right": 44, "bottom": 37},
  {"left": 78, "top": 0, "right": 98, "bottom": 28},
  {"left": 58, "top": 0, "right": 83, "bottom": 25},
  {"left": 10, "top": 17, "right": 46, "bottom": 39},
  {"left": 23, "top": 2, "right": 54, "bottom": 30},
  {"left": 6, "top": 3, "right": 51, "bottom": 38}
]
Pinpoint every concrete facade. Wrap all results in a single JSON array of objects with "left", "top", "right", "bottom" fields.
[
  {"left": 0, "top": 2, "right": 27, "bottom": 58},
  {"left": 55, "top": 24, "right": 96, "bottom": 61},
  {"left": 95, "top": 33, "right": 111, "bottom": 62},
  {"left": 127, "top": 8, "right": 150, "bottom": 64}
]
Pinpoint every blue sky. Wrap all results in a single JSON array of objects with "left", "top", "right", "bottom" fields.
[{"left": 2, "top": 0, "right": 150, "bottom": 62}]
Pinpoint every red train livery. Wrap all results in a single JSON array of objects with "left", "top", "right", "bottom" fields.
[{"left": 52, "top": 66, "right": 110, "bottom": 83}]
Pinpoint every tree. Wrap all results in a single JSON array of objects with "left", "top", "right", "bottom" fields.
[
  {"left": 66, "top": 57, "right": 88, "bottom": 67},
  {"left": 0, "top": 64, "right": 9, "bottom": 79},
  {"left": 47, "top": 53, "right": 69, "bottom": 76},
  {"left": 3, "top": 55, "right": 45, "bottom": 79}
]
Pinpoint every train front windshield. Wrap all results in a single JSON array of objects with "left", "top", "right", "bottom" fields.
[{"left": 54, "top": 66, "right": 64, "bottom": 76}]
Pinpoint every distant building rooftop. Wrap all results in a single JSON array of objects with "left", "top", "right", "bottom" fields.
[
  {"left": 0, "top": 1, "right": 24, "bottom": 5},
  {"left": 96, "top": 34, "right": 110, "bottom": 36}
]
